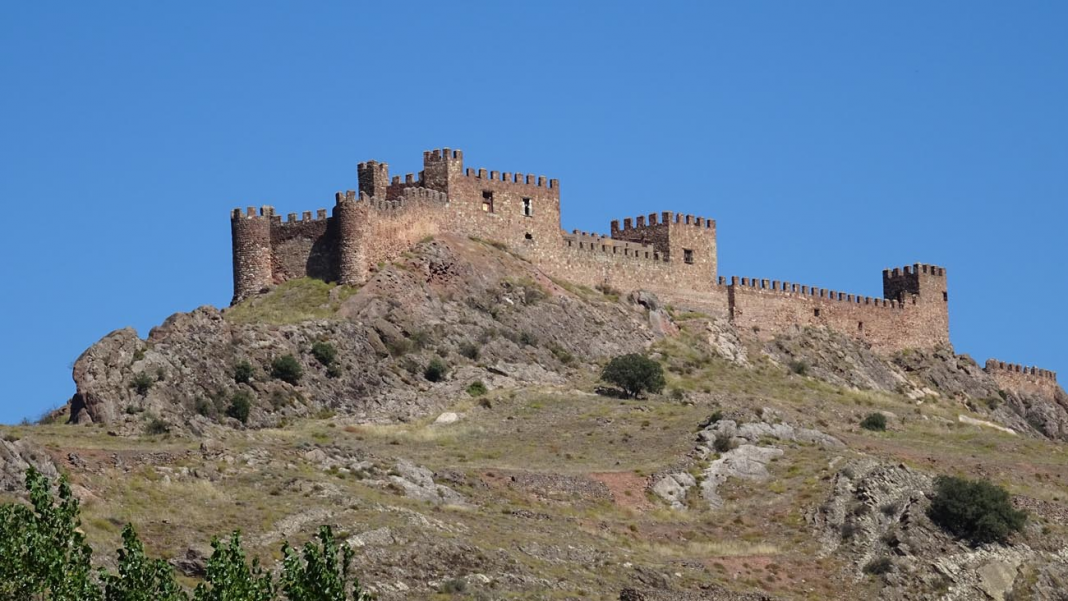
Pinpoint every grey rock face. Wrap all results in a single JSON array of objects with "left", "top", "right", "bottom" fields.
[
  {"left": 0, "top": 438, "right": 59, "bottom": 494},
  {"left": 390, "top": 460, "right": 466, "bottom": 506},
  {"left": 67, "top": 237, "right": 658, "bottom": 432}
]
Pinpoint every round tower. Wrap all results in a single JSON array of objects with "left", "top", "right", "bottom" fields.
[
  {"left": 334, "top": 191, "right": 367, "bottom": 286},
  {"left": 230, "top": 207, "right": 273, "bottom": 304}
]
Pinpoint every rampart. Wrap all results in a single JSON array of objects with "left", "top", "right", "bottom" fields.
[
  {"left": 229, "top": 147, "right": 1044, "bottom": 366},
  {"left": 984, "top": 359, "right": 1060, "bottom": 397}
]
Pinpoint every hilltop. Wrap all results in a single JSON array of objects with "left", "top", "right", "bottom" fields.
[{"left": 5, "top": 235, "right": 1068, "bottom": 600}]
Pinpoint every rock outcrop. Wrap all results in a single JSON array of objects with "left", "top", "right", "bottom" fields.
[{"left": 68, "top": 237, "right": 662, "bottom": 433}]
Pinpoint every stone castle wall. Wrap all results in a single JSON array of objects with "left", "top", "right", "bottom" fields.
[
  {"left": 230, "top": 147, "right": 1009, "bottom": 359},
  {"left": 985, "top": 360, "right": 1060, "bottom": 397}
]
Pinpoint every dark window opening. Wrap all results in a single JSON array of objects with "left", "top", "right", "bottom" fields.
[
  {"left": 943, "top": 291, "right": 948, "bottom": 302},
  {"left": 524, "top": 232, "right": 533, "bottom": 241},
  {"left": 683, "top": 249, "right": 694, "bottom": 264},
  {"left": 814, "top": 308, "right": 821, "bottom": 318},
  {"left": 482, "top": 191, "right": 494, "bottom": 213},
  {"left": 522, "top": 197, "right": 532, "bottom": 217},
  {"left": 858, "top": 321, "right": 864, "bottom": 332}
]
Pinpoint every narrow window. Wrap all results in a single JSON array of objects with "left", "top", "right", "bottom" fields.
[
  {"left": 522, "top": 197, "right": 532, "bottom": 217},
  {"left": 858, "top": 321, "right": 864, "bottom": 332},
  {"left": 814, "top": 308, "right": 821, "bottom": 318},
  {"left": 943, "top": 291, "right": 948, "bottom": 302},
  {"left": 683, "top": 249, "right": 694, "bottom": 264},
  {"left": 482, "top": 191, "right": 494, "bottom": 213}
]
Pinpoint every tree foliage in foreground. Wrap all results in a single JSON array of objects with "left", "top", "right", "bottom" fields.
[{"left": 0, "top": 467, "right": 374, "bottom": 601}]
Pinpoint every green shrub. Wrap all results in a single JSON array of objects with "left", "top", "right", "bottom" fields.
[
  {"left": 326, "top": 363, "right": 343, "bottom": 379},
  {"left": 788, "top": 360, "right": 809, "bottom": 376},
  {"left": 438, "top": 578, "right": 467, "bottom": 594},
  {"left": 311, "top": 342, "right": 337, "bottom": 367},
  {"left": 601, "top": 354, "right": 666, "bottom": 398},
  {"left": 145, "top": 418, "right": 170, "bottom": 436},
  {"left": 234, "top": 360, "right": 254, "bottom": 384},
  {"left": 466, "top": 381, "right": 488, "bottom": 397},
  {"left": 227, "top": 392, "right": 252, "bottom": 424},
  {"left": 194, "top": 398, "right": 214, "bottom": 418},
  {"left": 860, "top": 413, "right": 887, "bottom": 432},
  {"left": 712, "top": 433, "right": 735, "bottom": 454},
  {"left": 518, "top": 331, "right": 538, "bottom": 347},
  {"left": 408, "top": 330, "right": 432, "bottom": 350},
  {"left": 928, "top": 475, "right": 1026, "bottom": 545},
  {"left": 424, "top": 358, "right": 448, "bottom": 382},
  {"left": 862, "top": 557, "right": 894, "bottom": 576},
  {"left": 271, "top": 355, "right": 303, "bottom": 385},
  {"left": 131, "top": 372, "right": 154, "bottom": 396},
  {"left": 458, "top": 342, "right": 480, "bottom": 361},
  {"left": 548, "top": 343, "right": 574, "bottom": 365},
  {"left": 385, "top": 338, "right": 412, "bottom": 357}
]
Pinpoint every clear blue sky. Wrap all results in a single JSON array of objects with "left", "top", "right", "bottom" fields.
[{"left": 1, "top": 2, "right": 1065, "bottom": 424}]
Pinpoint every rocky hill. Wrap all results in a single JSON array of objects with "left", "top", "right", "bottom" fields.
[{"left": 5, "top": 234, "right": 1068, "bottom": 600}]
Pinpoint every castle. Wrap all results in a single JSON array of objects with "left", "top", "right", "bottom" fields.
[{"left": 231, "top": 148, "right": 1056, "bottom": 390}]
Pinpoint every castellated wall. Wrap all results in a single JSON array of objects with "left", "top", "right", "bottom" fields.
[
  {"left": 985, "top": 359, "right": 1061, "bottom": 397},
  {"left": 728, "top": 263, "right": 949, "bottom": 352},
  {"left": 231, "top": 147, "right": 964, "bottom": 355}
]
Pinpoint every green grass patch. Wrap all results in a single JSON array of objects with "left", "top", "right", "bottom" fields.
[{"left": 225, "top": 278, "right": 358, "bottom": 325}]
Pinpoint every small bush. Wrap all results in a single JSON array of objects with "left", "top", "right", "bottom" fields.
[
  {"left": 424, "top": 358, "right": 448, "bottom": 382},
  {"left": 326, "top": 363, "right": 342, "bottom": 379},
  {"left": 860, "top": 413, "right": 887, "bottom": 432},
  {"left": 458, "top": 342, "right": 480, "bottom": 361},
  {"left": 194, "top": 397, "right": 214, "bottom": 418},
  {"left": 227, "top": 391, "right": 253, "bottom": 424},
  {"left": 234, "top": 360, "right": 254, "bottom": 384},
  {"left": 145, "top": 418, "right": 170, "bottom": 436},
  {"left": 477, "top": 397, "right": 493, "bottom": 409},
  {"left": 271, "top": 355, "right": 303, "bottom": 385},
  {"left": 385, "top": 338, "right": 413, "bottom": 357},
  {"left": 601, "top": 354, "right": 666, "bottom": 398},
  {"left": 928, "top": 475, "right": 1026, "bottom": 545},
  {"left": 518, "top": 331, "right": 538, "bottom": 347},
  {"left": 311, "top": 342, "right": 337, "bottom": 367},
  {"left": 712, "top": 434, "right": 735, "bottom": 454},
  {"left": 788, "top": 360, "right": 808, "bottom": 376},
  {"left": 409, "top": 329, "right": 432, "bottom": 350},
  {"left": 466, "top": 381, "right": 488, "bottom": 397},
  {"left": 439, "top": 578, "right": 467, "bottom": 594},
  {"left": 131, "top": 372, "right": 154, "bottom": 396},
  {"left": 548, "top": 343, "right": 574, "bottom": 365},
  {"left": 863, "top": 557, "right": 894, "bottom": 576}
]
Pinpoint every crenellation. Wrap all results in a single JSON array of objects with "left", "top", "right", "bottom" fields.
[{"left": 228, "top": 146, "right": 1044, "bottom": 368}]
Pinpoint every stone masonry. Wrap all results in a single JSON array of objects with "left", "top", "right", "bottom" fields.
[{"left": 230, "top": 147, "right": 1056, "bottom": 379}]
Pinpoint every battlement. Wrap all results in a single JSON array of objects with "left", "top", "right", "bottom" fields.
[
  {"left": 985, "top": 359, "right": 1058, "bottom": 382},
  {"left": 611, "top": 211, "right": 716, "bottom": 233},
  {"left": 423, "top": 148, "right": 463, "bottom": 163},
  {"left": 729, "top": 276, "right": 905, "bottom": 310},
  {"left": 276, "top": 209, "right": 329, "bottom": 226},
  {"left": 231, "top": 205, "right": 276, "bottom": 220},
  {"left": 223, "top": 148, "right": 1068, "bottom": 369},
  {"left": 883, "top": 263, "right": 946, "bottom": 278},
  {"left": 563, "top": 230, "right": 663, "bottom": 262},
  {"left": 462, "top": 167, "right": 558, "bottom": 190}
]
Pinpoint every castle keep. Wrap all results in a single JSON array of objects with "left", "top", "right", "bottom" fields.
[{"left": 231, "top": 147, "right": 1055, "bottom": 389}]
